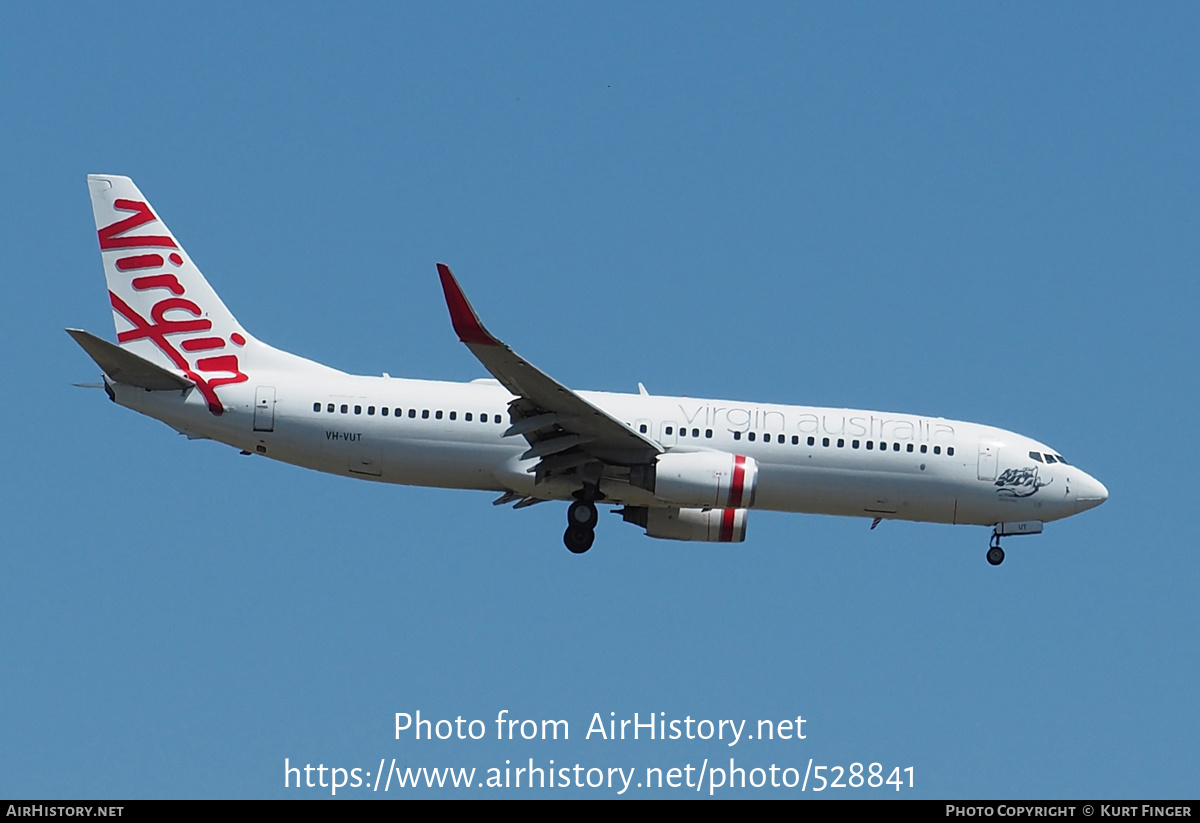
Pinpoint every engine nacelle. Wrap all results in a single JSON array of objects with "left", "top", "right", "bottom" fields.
[
  {"left": 622, "top": 506, "right": 748, "bottom": 542},
  {"left": 631, "top": 451, "right": 758, "bottom": 509}
]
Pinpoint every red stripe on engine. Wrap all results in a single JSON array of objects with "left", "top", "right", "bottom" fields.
[
  {"left": 720, "top": 508, "right": 736, "bottom": 542},
  {"left": 728, "top": 455, "right": 746, "bottom": 508}
]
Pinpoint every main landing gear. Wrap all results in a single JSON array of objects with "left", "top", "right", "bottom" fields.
[
  {"left": 563, "top": 497, "right": 599, "bottom": 554},
  {"left": 987, "top": 532, "right": 1005, "bottom": 566}
]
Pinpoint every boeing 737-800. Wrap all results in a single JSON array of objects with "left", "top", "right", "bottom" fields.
[{"left": 70, "top": 175, "right": 1107, "bottom": 565}]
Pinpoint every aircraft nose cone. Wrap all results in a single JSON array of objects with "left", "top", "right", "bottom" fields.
[{"left": 1074, "top": 472, "right": 1108, "bottom": 513}]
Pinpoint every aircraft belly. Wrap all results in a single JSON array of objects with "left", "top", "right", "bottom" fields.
[
  {"left": 755, "top": 463, "right": 959, "bottom": 524},
  {"left": 377, "top": 437, "right": 515, "bottom": 491},
  {"left": 118, "top": 385, "right": 247, "bottom": 446}
]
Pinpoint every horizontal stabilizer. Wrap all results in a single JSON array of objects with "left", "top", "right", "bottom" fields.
[{"left": 66, "top": 328, "right": 194, "bottom": 391}]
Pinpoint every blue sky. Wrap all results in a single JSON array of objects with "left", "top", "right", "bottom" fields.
[{"left": 2, "top": 2, "right": 1197, "bottom": 798}]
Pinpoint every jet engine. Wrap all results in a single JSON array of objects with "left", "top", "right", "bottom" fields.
[
  {"left": 629, "top": 451, "right": 758, "bottom": 509},
  {"left": 621, "top": 506, "right": 749, "bottom": 542}
]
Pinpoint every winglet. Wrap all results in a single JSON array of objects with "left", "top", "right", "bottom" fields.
[{"left": 437, "top": 264, "right": 499, "bottom": 347}]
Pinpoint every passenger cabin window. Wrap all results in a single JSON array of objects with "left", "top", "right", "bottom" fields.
[
  {"left": 639, "top": 424, "right": 647, "bottom": 433},
  {"left": 947, "top": 446, "right": 955, "bottom": 456},
  {"left": 435, "top": 410, "right": 443, "bottom": 420},
  {"left": 449, "top": 411, "right": 457, "bottom": 420},
  {"left": 748, "top": 432, "right": 756, "bottom": 442},
  {"left": 381, "top": 407, "right": 389, "bottom": 416},
  {"left": 852, "top": 440, "right": 860, "bottom": 449},
  {"left": 354, "top": 405, "right": 362, "bottom": 415},
  {"left": 807, "top": 437, "right": 815, "bottom": 446},
  {"left": 822, "top": 437, "right": 830, "bottom": 447},
  {"left": 408, "top": 409, "right": 416, "bottom": 418},
  {"left": 327, "top": 403, "right": 335, "bottom": 413},
  {"left": 733, "top": 431, "right": 742, "bottom": 441},
  {"left": 466, "top": 413, "right": 473, "bottom": 421},
  {"left": 340, "top": 404, "right": 348, "bottom": 414},
  {"left": 421, "top": 410, "right": 429, "bottom": 419},
  {"left": 368, "top": 406, "right": 375, "bottom": 415},
  {"left": 933, "top": 446, "right": 941, "bottom": 455},
  {"left": 920, "top": 445, "right": 927, "bottom": 453}
]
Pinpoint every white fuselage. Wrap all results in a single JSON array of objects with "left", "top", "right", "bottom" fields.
[
  {"left": 111, "top": 366, "right": 1106, "bottom": 529},
  {"left": 78, "top": 173, "right": 1107, "bottom": 558}
]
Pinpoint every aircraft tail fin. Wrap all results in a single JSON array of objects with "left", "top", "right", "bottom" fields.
[
  {"left": 88, "top": 174, "right": 254, "bottom": 361},
  {"left": 85, "top": 175, "right": 344, "bottom": 413},
  {"left": 86, "top": 175, "right": 274, "bottom": 413}
]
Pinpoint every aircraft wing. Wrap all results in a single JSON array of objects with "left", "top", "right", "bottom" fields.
[{"left": 437, "top": 264, "right": 662, "bottom": 480}]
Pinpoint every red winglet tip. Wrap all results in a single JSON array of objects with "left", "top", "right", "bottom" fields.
[{"left": 437, "top": 264, "right": 497, "bottom": 346}]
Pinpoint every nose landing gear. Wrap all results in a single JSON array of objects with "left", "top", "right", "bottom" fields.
[
  {"left": 985, "top": 521, "right": 1043, "bottom": 565},
  {"left": 987, "top": 531, "right": 1005, "bottom": 566}
]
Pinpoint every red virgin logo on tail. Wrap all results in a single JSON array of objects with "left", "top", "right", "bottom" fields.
[{"left": 100, "top": 199, "right": 248, "bottom": 415}]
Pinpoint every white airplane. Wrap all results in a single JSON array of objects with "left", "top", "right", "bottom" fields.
[{"left": 70, "top": 175, "right": 1107, "bottom": 565}]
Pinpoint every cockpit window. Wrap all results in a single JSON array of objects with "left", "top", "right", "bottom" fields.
[
  {"left": 1044, "top": 454, "right": 1058, "bottom": 464},
  {"left": 1055, "top": 454, "right": 1069, "bottom": 465},
  {"left": 1029, "top": 451, "right": 1043, "bottom": 463}
]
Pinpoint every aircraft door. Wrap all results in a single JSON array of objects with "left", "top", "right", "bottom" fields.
[
  {"left": 978, "top": 440, "right": 998, "bottom": 481},
  {"left": 253, "top": 386, "right": 276, "bottom": 432}
]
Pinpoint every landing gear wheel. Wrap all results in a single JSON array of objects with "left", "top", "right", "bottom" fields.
[
  {"left": 568, "top": 500, "right": 599, "bottom": 529},
  {"left": 564, "top": 525, "right": 595, "bottom": 554},
  {"left": 987, "top": 545, "right": 1005, "bottom": 566}
]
